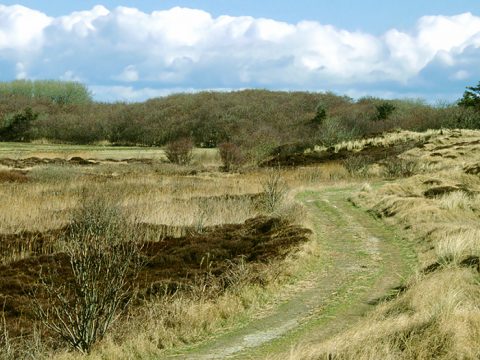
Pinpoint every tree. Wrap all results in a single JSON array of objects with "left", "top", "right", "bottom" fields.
[
  {"left": 458, "top": 82, "right": 480, "bottom": 110},
  {"left": 311, "top": 103, "right": 327, "bottom": 125},
  {"left": 375, "top": 102, "right": 396, "bottom": 121},
  {"left": 0, "top": 107, "right": 38, "bottom": 142},
  {"left": 0, "top": 80, "right": 92, "bottom": 104}
]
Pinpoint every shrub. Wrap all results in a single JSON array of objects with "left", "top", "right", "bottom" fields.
[
  {"left": 0, "top": 107, "right": 38, "bottom": 142},
  {"left": 218, "top": 142, "right": 244, "bottom": 171},
  {"left": 375, "top": 102, "right": 396, "bottom": 121},
  {"left": 311, "top": 103, "right": 327, "bottom": 126},
  {"left": 342, "top": 155, "right": 372, "bottom": 176},
  {"left": 33, "top": 193, "right": 143, "bottom": 354},
  {"left": 165, "top": 138, "right": 194, "bottom": 165},
  {"left": 260, "top": 170, "right": 288, "bottom": 213},
  {"left": 316, "top": 117, "right": 359, "bottom": 147}
]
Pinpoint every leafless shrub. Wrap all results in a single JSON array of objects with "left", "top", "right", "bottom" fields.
[
  {"left": 218, "top": 142, "right": 244, "bottom": 171},
  {"left": 165, "top": 138, "right": 194, "bottom": 165},
  {"left": 342, "top": 155, "right": 372, "bottom": 176},
  {"left": 33, "top": 193, "right": 143, "bottom": 354},
  {"left": 260, "top": 170, "right": 288, "bottom": 213}
]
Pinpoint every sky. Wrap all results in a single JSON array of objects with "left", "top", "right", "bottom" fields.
[{"left": 0, "top": 1, "right": 479, "bottom": 102}]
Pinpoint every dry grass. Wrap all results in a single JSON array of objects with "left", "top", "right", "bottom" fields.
[
  {"left": 288, "top": 269, "right": 480, "bottom": 360},
  {"left": 4, "top": 129, "right": 480, "bottom": 359},
  {"left": 286, "top": 129, "right": 480, "bottom": 360},
  {"left": 0, "top": 160, "right": 349, "bottom": 236},
  {"left": 0, "top": 148, "right": 321, "bottom": 359},
  {"left": 48, "top": 212, "right": 319, "bottom": 360},
  {"left": 2, "top": 160, "right": 338, "bottom": 265},
  {"left": 330, "top": 129, "right": 441, "bottom": 153},
  {"left": 0, "top": 142, "right": 220, "bottom": 164}
]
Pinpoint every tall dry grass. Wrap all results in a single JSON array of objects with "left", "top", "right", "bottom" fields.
[
  {"left": 285, "top": 129, "right": 480, "bottom": 360},
  {"left": 0, "top": 156, "right": 321, "bottom": 359}
]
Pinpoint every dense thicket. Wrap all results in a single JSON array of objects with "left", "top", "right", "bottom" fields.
[{"left": 0, "top": 80, "right": 479, "bottom": 160}]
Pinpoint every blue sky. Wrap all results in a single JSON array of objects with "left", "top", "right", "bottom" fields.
[
  {"left": 2, "top": 1, "right": 479, "bottom": 33},
  {"left": 0, "top": 1, "right": 479, "bottom": 102}
]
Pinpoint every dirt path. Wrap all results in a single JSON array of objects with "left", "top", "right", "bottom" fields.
[{"left": 168, "top": 185, "right": 416, "bottom": 359}]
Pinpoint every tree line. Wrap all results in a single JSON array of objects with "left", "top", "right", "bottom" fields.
[{"left": 1, "top": 79, "right": 479, "bottom": 162}]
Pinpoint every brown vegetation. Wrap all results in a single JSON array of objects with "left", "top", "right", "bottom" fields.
[
  {"left": 165, "top": 138, "right": 194, "bottom": 165},
  {"left": 0, "top": 170, "right": 28, "bottom": 183},
  {"left": 2, "top": 127, "right": 480, "bottom": 359},
  {"left": 0, "top": 216, "right": 310, "bottom": 340},
  {"left": 218, "top": 142, "right": 245, "bottom": 171},
  {"left": 1, "top": 86, "right": 479, "bottom": 167},
  {"left": 0, "top": 153, "right": 314, "bottom": 357},
  {"left": 261, "top": 134, "right": 429, "bottom": 167}
]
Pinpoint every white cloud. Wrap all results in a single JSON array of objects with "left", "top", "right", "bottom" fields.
[
  {"left": 55, "top": 5, "right": 109, "bottom": 36},
  {"left": 60, "top": 70, "right": 83, "bottom": 82},
  {"left": 0, "top": 5, "right": 52, "bottom": 51},
  {"left": 0, "top": 5, "right": 479, "bottom": 101},
  {"left": 451, "top": 70, "right": 470, "bottom": 81},
  {"left": 114, "top": 65, "right": 139, "bottom": 82},
  {"left": 15, "top": 62, "right": 27, "bottom": 79},
  {"left": 384, "top": 12, "right": 480, "bottom": 80}
]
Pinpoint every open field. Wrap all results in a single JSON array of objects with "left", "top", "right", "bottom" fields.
[
  {"left": 0, "top": 143, "right": 332, "bottom": 358},
  {"left": 0, "top": 142, "right": 221, "bottom": 166},
  {"left": 1, "top": 128, "right": 480, "bottom": 359}
]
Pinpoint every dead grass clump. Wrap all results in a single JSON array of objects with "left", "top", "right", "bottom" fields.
[
  {"left": 464, "top": 163, "right": 480, "bottom": 175},
  {"left": 382, "top": 158, "right": 418, "bottom": 179},
  {"left": 438, "top": 191, "right": 478, "bottom": 211},
  {"left": 435, "top": 229, "right": 480, "bottom": 266}
]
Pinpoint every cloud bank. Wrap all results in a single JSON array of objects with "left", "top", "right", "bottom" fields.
[{"left": 0, "top": 4, "right": 479, "bottom": 101}]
